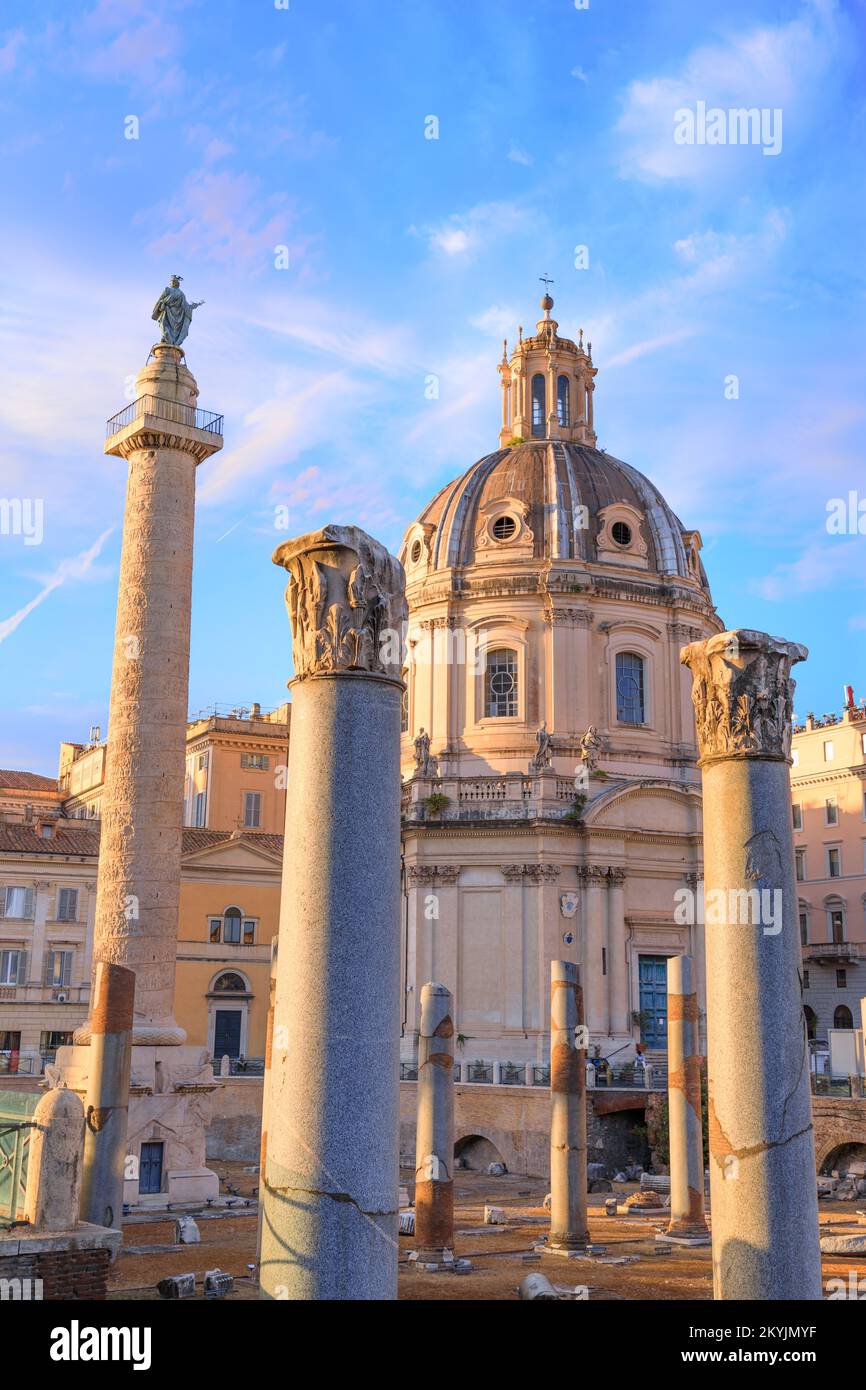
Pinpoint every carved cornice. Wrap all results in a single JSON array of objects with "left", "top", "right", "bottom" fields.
[
  {"left": 407, "top": 864, "right": 460, "bottom": 886},
  {"left": 113, "top": 431, "right": 216, "bottom": 466},
  {"left": 542, "top": 607, "right": 594, "bottom": 627},
  {"left": 274, "top": 525, "right": 407, "bottom": 682},
  {"left": 501, "top": 863, "right": 561, "bottom": 882},
  {"left": 681, "top": 629, "right": 806, "bottom": 765}
]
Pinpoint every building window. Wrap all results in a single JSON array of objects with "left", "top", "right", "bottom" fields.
[
  {"left": 791, "top": 750, "right": 799, "bottom": 768},
  {"left": 836, "top": 970, "right": 847, "bottom": 990},
  {"left": 43, "top": 951, "right": 73, "bottom": 988},
  {"left": 825, "top": 797, "right": 838, "bottom": 827},
  {"left": 834, "top": 1005, "right": 853, "bottom": 1028},
  {"left": 241, "top": 753, "right": 269, "bottom": 771},
  {"left": 197, "top": 752, "right": 208, "bottom": 771},
  {"left": 210, "top": 909, "right": 256, "bottom": 946},
  {"left": 193, "top": 791, "right": 206, "bottom": 827},
  {"left": 531, "top": 374, "right": 546, "bottom": 438},
  {"left": 400, "top": 671, "right": 409, "bottom": 734},
  {"left": 795, "top": 849, "right": 806, "bottom": 881},
  {"left": 616, "top": 652, "right": 645, "bottom": 724},
  {"left": 0, "top": 950, "right": 26, "bottom": 986},
  {"left": 799, "top": 911, "right": 808, "bottom": 945},
  {"left": 824, "top": 740, "right": 834, "bottom": 762},
  {"left": 243, "top": 792, "right": 262, "bottom": 828},
  {"left": 39, "top": 1030, "right": 72, "bottom": 1063},
  {"left": 1, "top": 886, "right": 34, "bottom": 920},
  {"left": 803, "top": 1005, "right": 817, "bottom": 1041},
  {"left": 557, "top": 375, "right": 569, "bottom": 426},
  {"left": 485, "top": 649, "right": 518, "bottom": 718},
  {"left": 611, "top": 520, "right": 632, "bottom": 547},
  {"left": 56, "top": 888, "right": 78, "bottom": 923},
  {"left": 223, "top": 907, "right": 242, "bottom": 944},
  {"left": 213, "top": 972, "right": 246, "bottom": 993},
  {"left": 802, "top": 969, "right": 810, "bottom": 989},
  {"left": 828, "top": 847, "right": 841, "bottom": 878},
  {"left": 829, "top": 908, "right": 845, "bottom": 943},
  {"left": 792, "top": 803, "right": 802, "bottom": 831}
]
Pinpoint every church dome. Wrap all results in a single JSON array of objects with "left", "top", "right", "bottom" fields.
[{"left": 403, "top": 439, "right": 710, "bottom": 589}]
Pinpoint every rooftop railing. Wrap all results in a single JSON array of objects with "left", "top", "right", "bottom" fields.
[{"left": 106, "top": 395, "right": 223, "bottom": 440}]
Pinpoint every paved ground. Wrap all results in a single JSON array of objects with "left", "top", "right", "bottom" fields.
[{"left": 106, "top": 1161, "right": 866, "bottom": 1301}]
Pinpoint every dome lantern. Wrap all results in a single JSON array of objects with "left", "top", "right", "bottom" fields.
[{"left": 499, "top": 288, "right": 597, "bottom": 449}]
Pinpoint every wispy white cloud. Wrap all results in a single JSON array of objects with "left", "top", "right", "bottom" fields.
[
  {"left": 756, "top": 536, "right": 866, "bottom": 602},
  {"left": 415, "top": 201, "right": 533, "bottom": 260},
  {"left": 605, "top": 327, "right": 697, "bottom": 369},
  {"left": 507, "top": 145, "right": 533, "bottom": 166},
  {"left": 0, "top": 529, "right": 114, "bottom": 646},
  {"left": 616, "top": 1, "right": 842, "bottom": 182}
]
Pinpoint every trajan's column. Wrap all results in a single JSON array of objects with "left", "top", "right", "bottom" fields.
[{"left": 58, "top": 278, "right": 222, "bottom": 1204}]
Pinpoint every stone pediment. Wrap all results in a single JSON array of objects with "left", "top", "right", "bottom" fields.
[
  {"left": 584, "top": 780, "right": 702, "bottom": 836},
  {"left": 182, "top": 835, "right": 283, "bottom": 871}
]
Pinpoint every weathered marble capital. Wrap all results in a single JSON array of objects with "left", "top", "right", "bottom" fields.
[
  {"left": 273, "top": 524, "right": 407, "bottom": 682},
  {"left": 680, "top": 629, "right": 807, "bottom": 766}
]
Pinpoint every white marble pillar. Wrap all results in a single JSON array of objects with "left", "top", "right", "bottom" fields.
[
  {"left": 80, "top": 962, "right": 135, "bottom": 1230},
  {"left": 547, "top": 960, "right": 589, "bottom": 1253},
  {"left": 607, "top": 868, "right": 628, "bottom": 1035},
  {"left": 260, "top": 525, "right": 406, "bottom": 1302},
  {"left": 582, "top": 867, "right": 608, "bottom": 1036},
  {"left": 664, "top": 955, "right": 709, "bottom": 1242},
  {"left": 414, "top": 983, "right": 455, "bottom": 1259},
  {"left": 681, "top": 630, "right": 822, "bottom": 1300}
]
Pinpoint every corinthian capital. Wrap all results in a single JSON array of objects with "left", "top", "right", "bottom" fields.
[
  {"left": 680, "top": 629, "right": 807, "bottom": 765},
  {"left": 274, "top": 525, "right": 407, "bottom": 681}
]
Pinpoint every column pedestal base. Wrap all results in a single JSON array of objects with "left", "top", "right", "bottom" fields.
[{"left": 54, "top": 1043, "right": 220, "bottom": 1205}]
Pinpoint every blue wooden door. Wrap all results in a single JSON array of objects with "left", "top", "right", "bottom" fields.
[
  {"left": 139, "top": 1141, "right": 164, "bottom": 1195},
  {"left": 214, "top": 1010, "right": 242, "bottom": 1059},
  {"left": 638, "top": 956, "right": 668, "bottom": 1048}
]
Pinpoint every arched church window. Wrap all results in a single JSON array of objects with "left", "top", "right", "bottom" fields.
[
  {"left": 557, "top": 375, "right": 569, "bottom": 427},
  {"left": 213, "top": 972, "right": 246, "bottom": 993},
  {"left": 400, "top": 671, "right": 409, "bottom": 734},
  {"left": 834, "top": 1005, "right": 853, "bottom": 1029},
  {"left": 531, "top": 375, "right": 546, "bottom": 438},
  {"left": 485, "top": 649, "right": 518, "bottom": 718},
  {"left": 616, "top": 651, "right": 645, "bottom": 724}
]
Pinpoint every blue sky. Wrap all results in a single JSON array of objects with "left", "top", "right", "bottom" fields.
[{"left": 0, "top": 0, "right": 864, "bottom": 774}]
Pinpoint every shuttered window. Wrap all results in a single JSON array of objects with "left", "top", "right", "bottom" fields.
[
  {"left": 0, "top": 886, "right": 34, "bottom": 919},
  {"left": 0, "top": 950, "right": 27, "bottom": 986},
  {"left": 57, "top": 888, "right": 78, "bottom": 922},
  {"left": 43, "top": 951, "right": 73, "bottom": 988}
]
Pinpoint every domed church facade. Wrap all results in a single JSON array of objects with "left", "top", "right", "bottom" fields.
[{"left": 399, "top": 295, "right": 723, "bottom": 1071}]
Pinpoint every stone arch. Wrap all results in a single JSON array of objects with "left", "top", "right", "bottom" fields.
[
  {"left": 817, "top": 1141, "right": 866, "bottom": 1176},
  {"left": 454, "top": 1131, "right": 508, "bottom": 1172}
]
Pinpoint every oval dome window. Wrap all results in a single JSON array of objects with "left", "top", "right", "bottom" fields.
[
  {"left": 611, "top": 520, "right": 632, "bottom": 547},
  {"left": 491, "top": 515, "right": 517, "bottom": 542}
]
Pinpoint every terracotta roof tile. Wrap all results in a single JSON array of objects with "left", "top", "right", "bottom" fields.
[{"left": 0, "top": 770, "right": 58, "bottom": 792}]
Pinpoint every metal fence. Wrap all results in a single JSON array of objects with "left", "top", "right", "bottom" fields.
[
  {"left": 211, "top": 1057, "right": 264, "bottom": 1077},
  {"left": 0, "top": 1091, "right": 39, "bottom": 1222},
  {"left": 106, "top": 395, "right": 223, "bottom": 440},
  {"left": 398, "top": 1059, "right": 667, "bottom": 1090}
]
